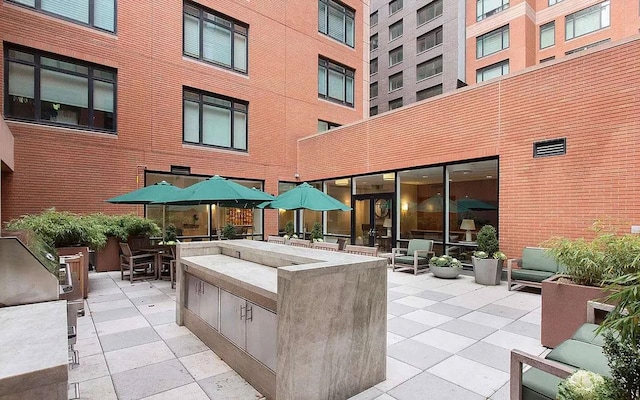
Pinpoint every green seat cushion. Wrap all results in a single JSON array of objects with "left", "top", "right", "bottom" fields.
[
  {"left": 546, "top": 339, "right": 611, "bottom": 377},
  {"left": 394, "top": 255, "right": 429, "bottom": 265},
  {"left": 406, "top": 239, "right": 433, "bottom": 257},
  {"left": 571, "top": 323, "right": 606, "bottom": 347},
  {"left": 522, "top": 248, "right": 559, "bottom": 273},
  {"left": 522, "top": 367, "right": 568, "bottom": 400},
  {"left": 511, "top": 269, "right": 555, "bottom": 283}
]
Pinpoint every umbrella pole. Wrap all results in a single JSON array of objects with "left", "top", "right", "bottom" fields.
[
  {"left": 162, "top": 205, "right": 166, "bottom": 243},
  {"left": 217, "top": 202, "right": 221, "bottom": 240}
]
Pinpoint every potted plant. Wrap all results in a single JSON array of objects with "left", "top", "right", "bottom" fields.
[
  {"left": 429, "top": 255, "right": 462, "bottom": 279},
  {"left": 541, "top": 223, "right": 640, "bottom": 347},
  {"left": 310, "top": 222, "right": 323, "bottom": 243},
  {"left": 472, "top": 225, "right": 505, "bottom": 285},
  {"left": 222, "top": 223, "right": 237, "bottom": 240}
]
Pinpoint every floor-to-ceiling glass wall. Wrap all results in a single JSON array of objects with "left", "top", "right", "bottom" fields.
[
  {"left": 325, "top": 179, "right": 351, "bottom": 242},
  {"left": 277, "top": 182, "right": 297, "bottom": 236},
  {"left": 302, "top": 181, "right": 323, "bottom": 239},
  {"left": 145, "top": 172, "right": 265, "bottom": 241},
  {"left": 353, "top": 173, "right": 395, "bottom": 251}
]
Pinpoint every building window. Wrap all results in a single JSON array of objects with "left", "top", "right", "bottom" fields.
[
  {"left": 389, "top": 0, "right": 402, "bottom": 15},
  {"left": 319, "top": 0, "right": 355, "bottom": 47},
  {"left": 318, "top": 120, "right": 341, "bottom": 132},
  {"left": 184, "top": 3, "right": 248, "bottom": 73},
  {"left": 417, "top": 26, "right": 443, "bottom": 54},
  {"left": 370, "top": 11, "right": 378, "bottom": 27},
  {"left": 4, "top": 45, "right": 116, "bottom": 132},
  {"left": 389, "top": 72, "right": 403, "bottom": 92},
  {"left": 540, "top": 21, "right": 555, "bottom": 49},
  {"left": 416, "top": 84, "right": 442, "bottom": 101},
  {"left": 389, "top": 20, "right": 403, "bottom": 41},
  {"left": 370, "top": 58, "right": 378, "bottom": 75},
  {"left": 389, "top": 98, "right": 403, "bottom": 110},
  {"left": 370, "top": 106, "right": 378, "bottom": 116},
  {"left": 371, "top": 34, "right": 379, "bottom": 50},
  {"left": 476, "top": 0, "right": 509, "bottom": 22},
  {"left": 370, "top": 82, "right": 378, "bottom": 99},
  {"left": 318, "top": 57, "right": 355, "bottom": 107},
  {"left": 477, "top": 25, "right": 509, "bottom": 58},
  {"left": 389, "top": 46, "right": 403, "bottom": 67},
  {"left": 476, "top": 59, "right": 509, "bottom": 82},
  {"left": 565, "top": 38, "right": 610, "bottom": 55},
  {"left": 540, "top": 56, "right": 555, "bottom": 63},
  {"left": 417, "top": 0, "right": 443, "bottom": 26},
  {"left": 549, "top": 0, "right": 564, "bottom": 5},
  {"left": 565, "top": 1, "right": 610, "bottom": 40},
  {"left": 416, "top": 56, "right": 443, "bottom": 81},
  {"left": 7, "top": 0, "right": 115, "bottom": 32},
  {"left": 183, "top": 88, "right": 247, "bottom": 150}
]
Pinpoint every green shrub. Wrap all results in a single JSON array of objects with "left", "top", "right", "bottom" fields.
[
  {"left": 429, "top": 255, "right": 461, "bottom": 268},
  {"left": 284, "top": 220, "right": 294, "bottom": 237},
  {"left": 476, "top": 225, "right": 499, "bottom": 256},
  {"left": 310, "top": 222, "right": 323, "bottom": 242},
  {"left": 222, "top": 223, "right": 236, "bottom": 239},
  {"left": 164, "top": 223, "right": 178, "bottom": 242},
  {"left": 557, "top": 370, "right": 624, "bottom": 400}
]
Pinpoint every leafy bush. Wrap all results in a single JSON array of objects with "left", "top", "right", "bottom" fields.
[
  {"left": 164, "top": 223, "right": 177, "bottom": 242},
  {"left": 284, "top": 220, "right": 294, "bottom": 237},
  {"left": 222, "top": 223, "right": 236, "bottom": 239},
  {"left": 476, "top": 225, "right": 499, "bottom": 256},
  {"left": 429, "top": 255, "right": 462, "bottom": 269},
  {"left": 557, "top": 370, "right": 624, "bottom": 400},
  {"left": 310, "top": 222, "right": 323, "bottom": 242}
]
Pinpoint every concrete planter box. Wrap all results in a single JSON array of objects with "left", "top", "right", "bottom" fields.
[
  {"left": 430, "top": 266, "right": 462, "bottom": 279},
  {"left": 95, "top": 236, "right": 121, "bottom": 272},
  {"left": 472, "top": 257, "right": 503, "bottom": 285},
  {"left": 541, "top": 275, "right": 606, "bottom": 348}
]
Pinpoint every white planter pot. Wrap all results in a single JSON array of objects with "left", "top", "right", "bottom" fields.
[
  {"left": 430, "top": 265, "right": 462, "bottom": 279},
  {"left": 472, "top": 257, "right": 502, "bottom": 285}
]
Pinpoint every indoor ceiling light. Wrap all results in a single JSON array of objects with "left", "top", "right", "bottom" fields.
[
  {"left": 383, "top": 173, "right": 394, "bottom": 180},
  {"left": 335, "top": 179, "right": 349, "bottom": 186}
]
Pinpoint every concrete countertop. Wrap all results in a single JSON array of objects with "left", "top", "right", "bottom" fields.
[{"left": 0, "top": 300, "right": 68, "bottom": 396}]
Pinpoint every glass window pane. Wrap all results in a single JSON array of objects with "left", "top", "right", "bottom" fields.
[
  {"left": 94, "top": 0, "right": 115, "bottom": 31},
  {"left": 41, "top": 57, "right": 88, "bottom": 74},
  {"left": 328, "top": 5, "right": 346, "bottom": 42},
  {"left": 318, "top": 1, "right": 327, "bottom": 33},
  {"left": 184, "top": 14, "right": 200, "bottom": 57},
  {"left": 41, "top": 0, "right": 89, "bottom": 24},
  {"left": 202, "top": 104, "right": 231, "bottom": 147},
  {"left": 183, "top": 100, "right": 200, "bottom": 143},
  {"left": 540, "top": 22, "right": 555, "bottom": 49},
  {"left": 233, "top": 112, "right": 247, "bottom": 150},
  {"left": 12, "top": 0, "right": 35, "bottom": 6},
  {"left": 41, "top": 69, "right": 88, "bottom": 108},
  {"left": 8, "top": 62, "right": 35, "bottom": 98},
  {"left": 318, "top": 66, "right": 327, "bottom": 95},
  {"left": 328, "top": 69, "right": 345, "bottom": 101},
  {"left": 234, "top": 33, "right": 247, "bottom": 72},
  {"left": 345, "top": 76, "right": 353, "bottom": 104},
  {"left": 346, "top": 17, "right": 355, "bottom": 47},
  {"left": 93, "top": 80, "right": 114, "bottom": 113},
  {"left": 203, "top": 21, "right": 232, "bottom": 66}
]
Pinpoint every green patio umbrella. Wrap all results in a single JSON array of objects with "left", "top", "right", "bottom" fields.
[
  {"left": 106, "top": 180, "right": 183, "bottom": 240},
  {"left": 457, "top": 197, "right": 497, "bottom": 211},
  {"left": 154, "top": 175, "right": 274, "bottom": 238},
  {"left": 259, "top": 182, "right": 351, "bottom": 211}
]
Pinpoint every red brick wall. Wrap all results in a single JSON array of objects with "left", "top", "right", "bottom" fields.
[
  {"left": 298, "top": 37, "right": 640, "bottom": 258},
  {"left": 0, "top": 0, "right": 365, "bottom": 235}
]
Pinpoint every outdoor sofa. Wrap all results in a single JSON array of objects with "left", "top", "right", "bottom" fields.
[{"left": 507, "top": 247, "right": 565, "bottom": 291}]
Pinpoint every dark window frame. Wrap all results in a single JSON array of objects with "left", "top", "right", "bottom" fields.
[
  {"left": 370, "top": 82, "right": 378, "bottom": 99},
  {"left": 565, "top": 1, "right": 610, "bottom": 41},
  {"left": 540, "top": 21, "right": 555, "bottom": 49},
  {"left": 389, "top": 20, "right": 403, "bottom": 41},
  {"left": 417, "top": 0, "right": 443, "bottom": 26},
  {"left": 476, "top": 59, "right": 509, "bottom": 82},
  {"left": 3, "top": 43, "right": 117, "bottom": 133},
  {"left": 389, "top": 72, "right": 403, "bottom": 92},
  {"left": 6, "top": 0, "right": 117, "bottom": 33},
  {"left": 369, "top": 105, "right": 378, "bottom": 116},
  {"left": 371, "top": 33, "right": 379, "bottom": 51},
  {"left": 318, "top": 0, "right": 355, "bottom": 48},
  {"left": 389, "top": 97, "right": 403, "bottom": 110},
  {"left": 416, "top": 84, "right": 443, "bottom": 101},
  {"left": 182, "top": 87, "right": 249, "bottom": 152},
  {"left": 417, "top": 26, "right": 443, "bottom": 54},
  {"left": 416, "top": 55, "right": 443, "bottom": 81},
  {"left": 318, "top": 57, "right": 355, "bottom": 107},
  {"left": 389, "top": 0, "right": 403, "bottom": 15},
  {"left": 370, "top": 57, "right": 378, "bottom": 75},
  {"left": 318, "top": 119, "right": 341, "bottom": 132},
  {"left": 476, "top": 25, "right": 510, "bottom": 59},
  {"left": 183, "top": 2, "right": 249, "bottom": 74},
  {"left": 388, "top": 46, "right": 403, "bottom": 67},
  {"left": 476, "top": 0, "right": 509, "bottom": 22}
]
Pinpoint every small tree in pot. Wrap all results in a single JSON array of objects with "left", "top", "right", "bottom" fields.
[
  {"left": 222, "top": 223, "right": 237, "bottom": 240},
  {"left": 472, "top": 225, "right": 505, "bottom": 285},
  {"left": 310, "top": 222, "right": 323, "bottom": 243}
]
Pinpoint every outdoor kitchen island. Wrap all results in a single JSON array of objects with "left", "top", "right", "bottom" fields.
[{"left": 175, "top": 240, "right": 387, "bottom": 400}]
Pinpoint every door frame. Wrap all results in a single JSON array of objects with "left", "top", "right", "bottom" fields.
[{"left": 351, "top": 193, "right": 395, "bottom": 248}]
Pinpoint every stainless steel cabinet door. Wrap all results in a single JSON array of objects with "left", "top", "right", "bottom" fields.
[
  {"left": 186, "top": 274, "right": 201, "bottom": 314},
  {"left": 219, "top": 289, "right": 246, "bottom": 348},
  {"left": 199, "top": 281, "right": 219, "bottom": 330},
  {"left": 245, "top": 302, "right": 278, "bottom": 371}
]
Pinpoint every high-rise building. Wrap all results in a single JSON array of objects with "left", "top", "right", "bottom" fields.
[
  {"left": 368, "top": 0, "right": 467, "bottom": 116},
  {"left": 467, "top": 0, "right": 640, "bottom": 84}
]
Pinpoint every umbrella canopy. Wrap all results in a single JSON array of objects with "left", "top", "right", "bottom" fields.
[
  {"left": 416, "top": 194, "right": 470, "bottom": 213},
  {"left": 106, "top": 181, "right": 183, "bottom": 204},
  {"left": 259, "top": 182, "right": 351, "bottom": 211},
  {"left": 457, "top": 197, "right": 497, "bottom": 211},
  {"left": 154, "top": 175, "right": 274, "bottom": 206}
]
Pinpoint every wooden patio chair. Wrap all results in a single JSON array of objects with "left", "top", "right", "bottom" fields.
[
  {"left": 119, "top": 242, "right": 156, "bottom": 283},
  {"left": 288, "top": 238, "right": 311, "bottom": 248},
  {"left": 313, "top": 242, "right": 339, "bottom": 251},
  {"left": 345, "top": 244, "right": 378, "bottom": 256},
  {"left": 267, "top": 235, "right": 286, "bottom": 244}
]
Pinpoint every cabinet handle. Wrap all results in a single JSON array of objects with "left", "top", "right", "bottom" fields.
[
  {"left": 240, "top": 305, "right": 246, "bottom": 320},
  {"left": 201, "top": 283, "right": 205, "bottom": 294},
  {"left": 246, "top": 305, "right": 253, "bottom": 321}
]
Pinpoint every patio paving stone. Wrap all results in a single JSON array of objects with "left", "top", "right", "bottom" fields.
[
  {"left": 178, "top": 350, "right": 232, "bottom": 380},
  {"left": 87, "top": 293, "right": 128, "bottom": 304},
  {"left": 74, "top": 335, "right": 103, "bottom": 358},
  {"left": 387, "top": 302, "right": 418, "bottom": 316},
  {"left": 164, "top": 332, "right": 210, "bottom": 357},
  {"left": 502, "top": 320, "right": 541, "bottom": 340},
  {"left": 437, "top": 319, "right": 497, "bottom": 340},
  {"left": 140, "top": 383, "right": 210, "bottom": 400},
  {"left": 427, "top": 355, "right": 509, "bottom": 398},
  {"left": 91, "top": 306, "right": 141, "bottom": 323},
  {"left": 490, "top": 383, "right": 510, "bottom": 400},
  {"left": 482, "top": 329, "right": 546, "bottom": 355},
  {"left": 392, "top": 295, "right": 436, "bottom": 309},
  {"left": 423, "top": 302, "right": 472, "bottom": 318},
  {"left": 459, "top": 310, "right": 514, "bottom": 329},
  {"left": 152, "top": 322, "right": 192, "bottom": 340},
  {"left": 75, "top": 375, "right": 117, "bottom": 400},
  {"left": 105, "top": 340, "right": 175, "bottom": 374},
  {"left": 518, "top": 309, "right": 543, "bottom": 325},
  {"left": 493, "top": 292, "right": 541, "bottom": 311},
  {"left": 99, "top": 326, "right": 161, "bottom": 352},
  {"left": 374, "top": 357, "right": 422, "bottom": 392},
  {"left": 129, "top": 294, "right": 171, "bottom": 306},
  {"left": 144, "top": 310, "right": 178, "bottom": 326},
  {"left": 68, "top": 353, "right": 109, "bottom": 383},
  {"left": 197, "top": 370, "right": 262, "bottom": 400},
  {"left": 94, "top": 315, "right": 151, "bottom": 336},
  {"left": 388, "top": 371, "right": 484, "bottom": 400},
  {"left": 387, "top": 332, "right": 406, "bottom": 347},
  {"left": 347, "top": 386, "right": 384, "bottom": 400},
  {"left": 111, "top": 359, "right": 193, "bottom": 400},
  {"left": 402, "top": 310, "right": 453, "bottom": 327},
  {"left": 387, "top": 339, "right": 451, "bottom": 370},
  {"left": 414, "top": 289, "right": 454, "bottom": 302},
  {"left": 124, "top": 288, "right": 165, "bottom": 299},
  {"left": 387, "top": 316, "right": 431, "bottom": 338},
  {"left": 457, "top": 341, "right": 511, "bottom": 373},
  {"left": 478, "top": 303, "right": 530, "bottom": 319},
  {"left": 412, "top": 328, "right": 477, "bottom": 354},
  {"left": 389, "top": 285, "right": 427, "bottom": 296},
  {"left": 87, "top": 299, "right": 135, "bottom": 313},
  {"left": 386, "top": 291, "right": 406, "bottom": 302}
]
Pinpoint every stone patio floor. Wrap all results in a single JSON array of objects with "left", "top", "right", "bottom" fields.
[{"left": 71, "top": 269, "right": 544, "bottom": 399}]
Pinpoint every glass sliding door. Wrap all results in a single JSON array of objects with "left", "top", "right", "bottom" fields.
[{"left": 353, "top": 195, "right": 393, "bottom": 252}]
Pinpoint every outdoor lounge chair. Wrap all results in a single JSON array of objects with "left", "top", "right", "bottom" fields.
[{"left": 392, "top": 239, "right": 434, "bottom": 275}]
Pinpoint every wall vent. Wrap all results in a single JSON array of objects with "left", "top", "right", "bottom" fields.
[
  {"left": 170, "top": 165, "right": 191, "bottom": 175},
  {"left": 533, "top": 138, "right": 566, "bottom": 158}
]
